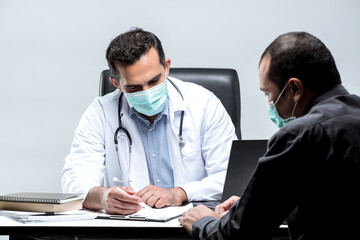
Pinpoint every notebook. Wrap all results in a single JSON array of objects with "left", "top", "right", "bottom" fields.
[
  {"left": 0, "top": 192, "right": 83, "bottom": 213},
  {"left": 221, "top": 140, "right": 268, "bottom": 202}
]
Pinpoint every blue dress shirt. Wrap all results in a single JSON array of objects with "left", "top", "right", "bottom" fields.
[{"left": 129, "top": 101, "right": 174, "bottom": 188}]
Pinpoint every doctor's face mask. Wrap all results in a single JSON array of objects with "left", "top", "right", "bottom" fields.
[{"left": 122, "top": 73, "right": 168, "bottom": 117}]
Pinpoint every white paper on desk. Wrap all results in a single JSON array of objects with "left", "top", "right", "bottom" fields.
[
  {"left": 99, "top": 203, "right": 193, "bottom": 222},
  {"left": 0, "top": 209, "right": 98, "bottom": 223}
]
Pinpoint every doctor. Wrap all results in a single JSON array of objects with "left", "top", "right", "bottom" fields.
[{"left": 62, "top": 28, "right": 237, "bottom": 215}]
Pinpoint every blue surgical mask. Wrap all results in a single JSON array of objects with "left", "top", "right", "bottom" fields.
[
  {"left": 267, "top": 82, "right": 297, "bottom": 128},
  {"left": 123, "top": 74, "right": 168, "bottom": 116}
]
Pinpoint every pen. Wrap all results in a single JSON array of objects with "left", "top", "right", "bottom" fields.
[
  {"left": 139, "top": 201, "right": 154, "bottom": 211},
  {"left": 116, "top": 188, "right": 153, "bottom": 210}
]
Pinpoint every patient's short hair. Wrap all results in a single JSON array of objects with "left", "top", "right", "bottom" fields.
[{"left": 260, "top": 31, "right": 341, "bottom": 93}]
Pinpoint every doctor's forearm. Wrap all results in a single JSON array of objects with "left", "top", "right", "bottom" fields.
[{"left": 83, "top": 186, "right": 108, "bottom": 210}]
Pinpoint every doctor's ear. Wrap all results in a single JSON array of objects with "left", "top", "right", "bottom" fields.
[
  {"left": 288, "top": 78, "right": 303, "bottom": 102},
  {"left": 110, "top": 77, "right": 121, "bottom": 90},
  {"left": 165, "top": 58, "right": 171, "bottom": 76}
]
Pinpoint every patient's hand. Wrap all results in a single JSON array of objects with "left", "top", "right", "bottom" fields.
[
  {"left": 179, "top": 204, "right": 219, "bottom": 235},
  {"left": 215, "top": 195, "right": 240, "bottom": 216}
]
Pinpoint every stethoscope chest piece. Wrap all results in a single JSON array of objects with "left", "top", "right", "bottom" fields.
[{"left": 178, "top": 134, "right": 185, "bottom": 148}]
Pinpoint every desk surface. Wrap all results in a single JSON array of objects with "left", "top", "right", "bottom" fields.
[
  {"left": 0, "top": 201, "right": 216, "bottom": 239},
  {"left": 0, "top": 215, "right": 289, "bottom": 239},
  {"left": 0, "top": 215, "right": 190, "bottom": 238}
]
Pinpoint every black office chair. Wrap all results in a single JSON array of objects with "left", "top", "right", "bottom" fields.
[{"left": 99, "top": 68, "right": 241, "bottom": 139}]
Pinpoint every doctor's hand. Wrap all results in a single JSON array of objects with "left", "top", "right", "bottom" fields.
[
  {"left": 136, "top": 185, "right": 188, "bottom": 208},
  {"left": 215, "top": 195, "right": 240, "bottom": 216},
  {"left": 179, "top": 204, "right": 220, "bottom": 235},
  {"left": 83, "top": 186, "right": 143, "bottom": 215}
]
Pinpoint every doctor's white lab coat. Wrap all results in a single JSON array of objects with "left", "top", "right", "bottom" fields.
[{"left": 62, "top": 77, "right": 237, "bottom": 201}]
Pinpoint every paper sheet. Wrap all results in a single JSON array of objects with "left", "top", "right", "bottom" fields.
[
  {"left": 98, "top": 203, "right": 193, "bottom": 222},
  {"left": 0, "top": 209, "right": 97, "bottom": 223}
]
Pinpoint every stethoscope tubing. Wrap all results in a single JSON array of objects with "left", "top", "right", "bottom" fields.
[{"left": 113, "top": 78, "right": 185, "bottom": 184}]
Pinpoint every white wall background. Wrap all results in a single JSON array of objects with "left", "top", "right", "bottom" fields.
[{"left": 0, "top": 0, "right": 359, "bottom": 226}]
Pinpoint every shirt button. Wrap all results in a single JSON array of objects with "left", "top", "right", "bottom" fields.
[
  {"left": 152, "top": 153, "right": 156, "bottom": 158},
  {"left": 156, "top": 179, "right": 161, "bottom": 183},
  {"left": 149, "top": 128, "right": 153, "bottom": 132}
]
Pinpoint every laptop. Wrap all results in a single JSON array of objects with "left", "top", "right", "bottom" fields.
[{"left": 221, "top": 139, "right": 268, "bottom": 202}]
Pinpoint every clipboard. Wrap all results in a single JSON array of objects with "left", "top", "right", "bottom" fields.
[
  {"left": 96, "top": 213, "right": 181, "bottom": 222},
  {"left": 96, "top": 203, "right": 193, "bottom": 222}
]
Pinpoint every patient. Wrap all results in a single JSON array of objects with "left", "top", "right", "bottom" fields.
[{"left": 179, "top": 31, "right": 360, "bottom": 240}]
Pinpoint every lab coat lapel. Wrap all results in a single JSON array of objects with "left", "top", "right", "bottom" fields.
[
  {"left": 166, "top": 78, "right": 188, "bottom": 187},
  {"left": 120, "top": 96, "right": 150, "bottom": 192}
]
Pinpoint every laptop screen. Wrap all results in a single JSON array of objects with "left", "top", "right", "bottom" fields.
[{"left": 221, "top": 140, "right": 268, "bottom": 202}]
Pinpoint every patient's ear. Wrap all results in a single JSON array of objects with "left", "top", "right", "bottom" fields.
[{"left": 288, "top": 78, "right": 303, "bottom": 103}]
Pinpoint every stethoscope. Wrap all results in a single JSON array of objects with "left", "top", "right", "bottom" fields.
[{"left": 113, "top": 78, "right": 185, "bottom": 186}]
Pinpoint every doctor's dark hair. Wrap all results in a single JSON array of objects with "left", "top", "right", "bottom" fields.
[
  {"left": 106, "top": 28, "right": 165, "bottom": 82},
  {"left": 260, "top": 31, "right": 341, "bottom": 93}
]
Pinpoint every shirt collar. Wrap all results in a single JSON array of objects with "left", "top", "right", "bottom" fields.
[{"left": 306, "top": 84, "right": 349, "bottom": 113}]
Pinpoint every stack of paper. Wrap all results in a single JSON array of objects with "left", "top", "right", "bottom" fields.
[{"left": 0, "top": 209, "right": 97, "bottom": 223}]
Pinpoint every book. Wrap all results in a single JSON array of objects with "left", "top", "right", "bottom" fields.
[
  {"left": 96, "top": 203, "right": 193, "bottom": 222},
  {"left": 0, "top": 209, "right": 97, "bottom": 223},
  {"left": 0, "top": 192, "right": 83, "bottom": 213}
]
